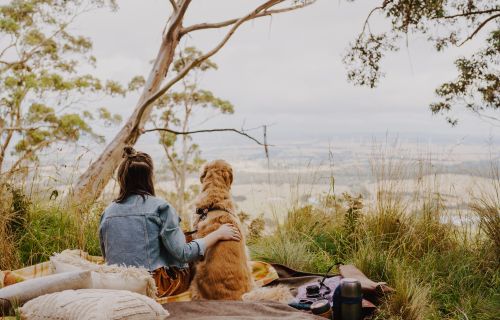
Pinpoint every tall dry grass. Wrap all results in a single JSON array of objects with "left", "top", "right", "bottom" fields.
[
  {"left": 250, "top": 145, "right": 499, "bottom": 319},
  {"left": 0, "top": 185, "right": 21, "bottom": 270},
  {"left": 469, "top": 162, "right": 500, "bottom": 262}
]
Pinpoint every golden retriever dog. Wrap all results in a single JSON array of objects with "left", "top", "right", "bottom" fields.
[{"left": 190, "top": 160, "right": 253, "bottom": 300}]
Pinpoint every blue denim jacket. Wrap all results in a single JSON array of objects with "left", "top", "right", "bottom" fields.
[{"left": 99, "top": 194, "right": 205, "bottom": 271}]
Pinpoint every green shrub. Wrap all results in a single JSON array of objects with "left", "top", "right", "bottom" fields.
[
  {"left": 16, "top": 203, "right": 100, "bottom": 265},
  {"left": 0, "top": 187, "right": 103, "bottom": 269}
]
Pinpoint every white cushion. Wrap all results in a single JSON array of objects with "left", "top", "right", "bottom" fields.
[
  {"left": 50, "top": 250, "right": 157, "bottom": 298},
  {"left": 20, "top": 289, "right": 169, "bottom": 320},
  {"left": 0, "top": 271, "right": 92, "bottom": 316}
]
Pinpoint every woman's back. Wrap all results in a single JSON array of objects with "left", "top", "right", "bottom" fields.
[{"left": 99, "top": 195, "right": 171, "bottom": 271}]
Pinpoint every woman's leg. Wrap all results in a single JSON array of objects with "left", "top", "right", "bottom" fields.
[{"left": 152, "top": 267, "right": 192, "bottom": 298}]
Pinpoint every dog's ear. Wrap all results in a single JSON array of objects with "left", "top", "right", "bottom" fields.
[
  {"left": 200, "top": 165, "right": 208, "bottom": 183},
  {"left": 222, "top": 167, "right": 233, "bottom": 187}
]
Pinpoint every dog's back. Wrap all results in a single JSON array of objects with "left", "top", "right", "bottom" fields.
[{"left": 191, "top": 210, "right": 252, "bottom": 300}]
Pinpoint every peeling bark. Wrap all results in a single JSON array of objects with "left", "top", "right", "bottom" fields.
[{"left": 72, "top": 29, "right": 182, "bottom": 202}]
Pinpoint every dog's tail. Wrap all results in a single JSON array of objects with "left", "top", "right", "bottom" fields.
[{"left": 242, "top": 285, "right": 294, "bottom": 304}]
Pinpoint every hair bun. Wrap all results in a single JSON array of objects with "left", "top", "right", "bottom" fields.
[{"left": 123, "top": 146, "right": 137, "bottom": 158}]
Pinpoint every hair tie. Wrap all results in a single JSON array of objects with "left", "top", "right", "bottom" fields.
[{"left": 123, "top": 146, "right": 137, "bottom": 159}]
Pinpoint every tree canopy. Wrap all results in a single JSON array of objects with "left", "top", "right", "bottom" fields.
[
  {"left": 0, "top": 0, "right": 128, "bottom": 177},
  {"left": 344, "top": 0, "right": 499, "bottom": 125}
]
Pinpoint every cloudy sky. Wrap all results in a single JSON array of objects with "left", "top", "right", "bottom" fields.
[{"left": 68, "top": 0, "right": 498, "bottom": 153}]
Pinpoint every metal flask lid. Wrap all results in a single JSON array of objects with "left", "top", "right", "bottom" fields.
[{"left": 340, "top": 278, "right": 362, "bottom": 298}]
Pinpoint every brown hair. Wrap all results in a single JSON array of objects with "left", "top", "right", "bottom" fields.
[{"left": 115, "top": 146, "right": 155, "bottom": 203}]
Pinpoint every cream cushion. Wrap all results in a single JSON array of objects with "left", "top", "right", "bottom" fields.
[
  {"left": 50, "top": 250, "right": 157, "bottom": 298},
  {"left": 20, "top": 289, "right": 168, "bottom": 320},
  {"left": 0, "top": 271, "right": 92, "bottom": 316}
]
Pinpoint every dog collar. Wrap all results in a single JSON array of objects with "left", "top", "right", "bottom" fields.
[
  {"left": 195, "top": 207, "right": 233, "bottom": 221},
  {"left": 196, "top": 208, "right": 210, "bottom": 221}
]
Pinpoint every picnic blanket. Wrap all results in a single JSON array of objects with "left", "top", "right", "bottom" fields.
[
  {"left": 2, "top": 254, "right": 392, "bottom": 319},
  {"left": 160, "top": 264, "right": 393, "bottom": 319},
  {"left": 0, "top": 253, "right": 104, "bottom": 288},
  {"left": 269, "top": 263, "right": 393, "bottom": 308},
  {"left": 164, "top": 301, "right": 324, "bottom": 320},
  {"left": 0, "top": 255, "right": 280, "bottom": 305},
  {"left": 155, "top": 261, "right": 279, "bottom": 304},
  {"left": 267, "top": 263, "right": 396, "bottom": 320}
]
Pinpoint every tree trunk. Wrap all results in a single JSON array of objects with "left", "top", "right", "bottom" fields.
[
  {"left": 179, "top": 130, "right": 188, "bottom": 223},
  {"left": 175, "top": 105, "right": 189, "bottom": 225},
  {"left": 72, "top": 31, "right": 181, "bottom": 203}
]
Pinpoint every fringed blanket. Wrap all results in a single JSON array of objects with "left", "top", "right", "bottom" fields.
[{"left": 0, "top": 253, "right": 280, "bottom": 305}]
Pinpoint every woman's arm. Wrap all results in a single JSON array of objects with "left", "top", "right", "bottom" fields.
[
  {"left": 201, "top": 223, "right": 241, "bottom": 249},
  {"left": 158, "top": 203, "right": 240, "bottom": 263}
]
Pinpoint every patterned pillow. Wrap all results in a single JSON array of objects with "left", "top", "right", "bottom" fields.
[{"left": 20, "top": 289, "right": 169, "bottom": 320}]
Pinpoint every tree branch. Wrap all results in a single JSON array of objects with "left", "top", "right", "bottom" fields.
[
  {"left": 459, "top": 13, "right": 500, "bottom": 46},
  {"left": 356, "top": 1, "right": 393, "bottom": 41},
  {"left": 4, "top": 8, "right": 87, "bottom": 73},
  {"left": 169, "top": 0, "right": 178, "bottom": 11},
  {"left": 131, "top": 0, "right": 287, "bottom": 134},
  {"left": 0, "top": 125, "right": 57, "bottom": 133},
  {"left": 162, "top": 142, "right": 181, "bottom": 176},
  {"left": 471, "top": 109, "right": 500, "bottom": 127},
  {"left": 0, "top": 89, "right": 27, "bottom": 170},
  {"left": 143, "top": 127, "right": 272, "bottom": 147},
  {"left": 181, "top": 0, "right": 316, "bottom": 35},
  {"left": 442, "top": 8, "right": 500, "bottom": 19},
  {"left": 165, "top": 0, "right": 191, "bottom": 41},
  {"left": 0, "top": 19, "right": 74, "bottom": 74},
  {"left": 0, "top": 42, "right": 15, "bottom": 60},
  {"left": 2, "top": 140, "right": 50, "bottom": 179}
]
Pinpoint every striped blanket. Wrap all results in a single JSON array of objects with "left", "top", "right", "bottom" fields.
[{"left": 0, "top": 254, "right": 279, "bottom": 304}]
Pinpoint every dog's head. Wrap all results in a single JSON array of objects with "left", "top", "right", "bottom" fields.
[
  {"left": 200, "top": 159, "right": 233, "bottom": 189},
  {"left": 194, "top": 160, "right": 235, "bottom": 223}
]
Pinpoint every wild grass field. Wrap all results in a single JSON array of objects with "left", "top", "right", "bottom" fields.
[
  {"left": 246, "top": 156, "right": 500, "bottom": 320},
  {"left": 0, "top": 153, "right": 498, "bottom": 320}
]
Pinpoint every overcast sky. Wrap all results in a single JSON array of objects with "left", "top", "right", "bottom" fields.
[{"left": 60, "top": 0, "right": 500, "bottom": 151}]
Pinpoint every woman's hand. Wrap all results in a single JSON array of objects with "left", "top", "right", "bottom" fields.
[
  {"left": 214, "top": 223, "right": 241, "bottom": 241},
  {"left": 200, "top": 223, "right": 241, "bottom": 252}
]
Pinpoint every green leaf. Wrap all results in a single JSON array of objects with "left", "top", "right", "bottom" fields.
[
  {"left": 105, "top": 80, "right": 126, "bottom": 96},
  {"left": 0, "top": 18, "right": 19, "bottom": 33},
  {"left": 128, "top": 76, "right": 146, "bottom": 91},
  {"left": 27, "top": 103, "right": 56, "bottom": 123}
]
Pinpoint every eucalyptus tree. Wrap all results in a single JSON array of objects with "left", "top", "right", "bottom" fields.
[
  {"left": 73, "top": 0, "right": 317, "bottom": 203},
  {"left": 148, "top": 47, "right": 234, "bottom": 222},
  {"left": 0, "top": 0, "right": 126, "bottom": 178},
  {"left": 344, "top": 0, "right": 499, "bottom": 125}
]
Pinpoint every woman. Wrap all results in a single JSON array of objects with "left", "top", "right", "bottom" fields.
[{"left": 99, "top": 146, "right": 240, "bottom": 297}]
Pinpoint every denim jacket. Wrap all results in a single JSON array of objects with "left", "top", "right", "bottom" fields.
[{"left": 99, "top": 194, "right": 205, "bottom": 271}]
